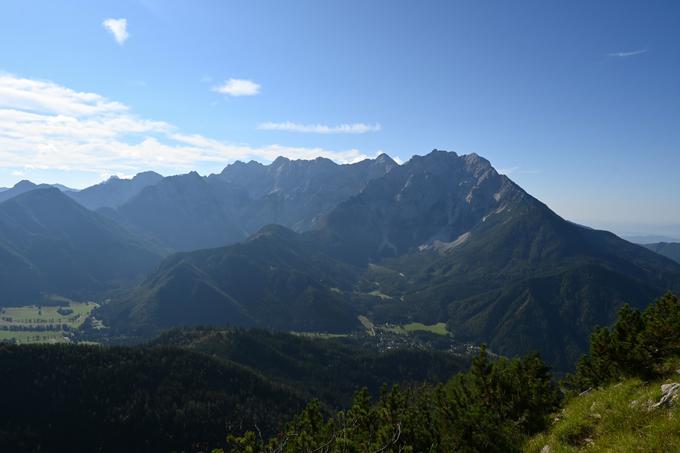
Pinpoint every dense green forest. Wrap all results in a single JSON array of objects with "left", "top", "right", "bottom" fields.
[
  {"left": 151, "top": 328, "right": 470, "bottom": 408},
  {"left": 222, "top": 293, "right": 680, "bottom": 452},
  {"left": 0, "top": 344, "right": 304, "bottom": 452},
  {"left": 2, "top": 293, "right": 679, "bottom": 452},
  {"left": 0, "top": 329, "right": 467, "bottom": 452}
]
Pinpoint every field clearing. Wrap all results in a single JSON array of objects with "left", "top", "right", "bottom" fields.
[
  {"left": 0, "top": 301, "right": 98, "bottom": 344},
  {"left": 358, "top": 314, "right": 449, "bottom": 336},
  {"left": 358, "top": 315, "right": 376, "bottom": 336},
  {"left": 0, "top": 302, "right": 97, "bottom": 327},
  {"left": 384, "top": 322, "right": 450, "bottom": 336},
  {"left": 291, "top": 331, "right": 349, "bottom": 339},
  {"left": 0, "top": 330, "right": 69, "bottom": 344}
]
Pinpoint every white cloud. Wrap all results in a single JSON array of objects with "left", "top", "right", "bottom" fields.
[
  {"left": 213, "top": 78, "right": 260, "bottom": 97},
  {"left": 259, "top": 121, "right": 381, "bottom": 134},
  {"left": 0, "top": 74, "right": 126, "bottom": 116},
  {"left": 497, "top": 166, "right": 541, "bottom": 176},
  {"left": 607, "top": 49, "right": 647, "bottom": 58},
  {"left": 0, "top": 73, "right": 369, "bottom": 176},
  {"left": 498, "top": 166, "right": 519, "bottom": 175},
  {"left": 102, "top": 18, "right": 129, "bottom": 45}
]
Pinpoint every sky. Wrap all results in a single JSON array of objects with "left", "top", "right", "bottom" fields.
[{"left": 0, "top": 0, "right": 679, "bottom": 238}]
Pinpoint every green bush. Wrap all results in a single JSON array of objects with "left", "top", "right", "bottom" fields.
[{"left": 566, "top": 293, "right": 680, "bottom": 391}]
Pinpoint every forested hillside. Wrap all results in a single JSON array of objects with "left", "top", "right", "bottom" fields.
[
  {"left": 0, "top": 328, "right": 469, "bottom": 452},
  {"left": 220, "top": 293, "right": 680, "bottom": 452},
  {"left": 0, "top": 344, "right": 305, "bottom": 452},
  {"left": 0, "top": 188, "right": 164, "bottom": 305},
  {"left": 152, "top": 327, "right": 470, "bottom": 408}
]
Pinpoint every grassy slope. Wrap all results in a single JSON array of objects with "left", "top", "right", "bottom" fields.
[{"left": 526, "top": 378, "right": 680, "bottom": 452}]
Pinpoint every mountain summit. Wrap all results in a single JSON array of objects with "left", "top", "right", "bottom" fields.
[
  {"left": 318, "top": 150, "right": 526, "bottom": 262},
  {"left": 69, "top": 171, "right": 164, "bottom": 210}
]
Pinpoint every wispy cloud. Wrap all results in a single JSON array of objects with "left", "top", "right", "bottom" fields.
[
  {"left": 102, "top": 18, "right": 129, "bottom": 45},
  {"left": 498, "top": 166, "right": 519, "bottom": 175},
  {"left": 0, "top": 73, "right": 370, "bottom": 176},
  {"left": 607, "top": 49, "right": 647, "bottom": 58},
  {"left": 498, "top": 166, "right": 541, "bottom": 176},
  {"left": 259, "top": 121, "right": 381, "bottom": 134},
  {"left": 213, "top": 78, "right": 260, "bottom": 97}
]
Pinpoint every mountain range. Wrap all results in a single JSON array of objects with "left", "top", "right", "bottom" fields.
[
  {"left": 68, "top": 171, "right": 163, "bottom": 210},
  {"left": 0, "top": 180, "right": 77, "bottom": 204},
  {"left": 1, "top": 150, "right": 679, "bottom": 370},
  {"left": 94, "top": 150, "right": 680, "bottom": 370},
  {"left": 643, "top": 242, "right": 680, "bottom": 264},
  {"left": 75, "top": 155, "right": 397, "bottom": 251}
]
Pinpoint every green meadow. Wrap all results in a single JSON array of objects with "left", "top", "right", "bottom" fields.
[{"left": 0, "top": 301, "right": 98, "bottom": 344}]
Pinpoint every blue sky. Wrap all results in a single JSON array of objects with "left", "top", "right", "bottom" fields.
[{"left": 0, "top": 0, "right": 679, "bottom": 237}]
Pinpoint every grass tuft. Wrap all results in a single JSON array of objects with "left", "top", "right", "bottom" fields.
[{"left": 525, "top": 378, "right": 680, "bottom": 452}]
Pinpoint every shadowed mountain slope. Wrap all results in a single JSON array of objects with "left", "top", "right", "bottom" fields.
[
  {"left": 102, "top": 225, "right": 359, "bottom": 335},
  {"left": 0, "top": 180, "right": 63, "bottom": 204},
  {"left": 113, "top": 172, "right": 250, "bottom": 251},
  {"left": 0, "top": 188, "right": 164, "bottom": 304}
]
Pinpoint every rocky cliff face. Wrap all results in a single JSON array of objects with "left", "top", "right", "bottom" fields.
[
  {"left": 319, "top": 150, "right": 527, "bottom": 262},
  {"left": 215, "top": 153, "right": 399, "bottom": 232}
]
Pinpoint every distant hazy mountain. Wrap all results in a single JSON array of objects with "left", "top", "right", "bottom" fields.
[
  {"left": 107, "top": 150, "right": 680, "bottom": 370},
  {"left": 69, "top": 171, "right": 163, "bottom": 210},
  {"left": 105, "top": 155, "right": 397, "bottom": 251},
  {"left": 50, "top": 184, "right": 78, "bottom": 192},
  {"left": 624, "top": 234, "right": 680, "bottom": 244},
  {"left": 112, "top": 172, "right": 249, "bottom": 251},
  {"left": 643, "top": 242, "right": 680, "bottom": 264},
  {"left": 0, "top": 180, "right": 53, "bottom": 204},
  {"left": 0, "top": 188, "right": 164, "bottom": 305},
  {"left": 0, "top": 180, "right": 79, "bottom": 204},
  {"left": 213, "top": 154, "right": 398, "bottom": 232}
]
